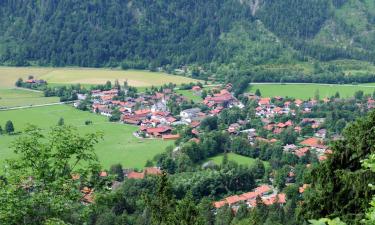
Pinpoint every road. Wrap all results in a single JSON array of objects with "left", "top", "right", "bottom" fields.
[{"left": 0, "top": 101, "right": 77, "bottom": 111}]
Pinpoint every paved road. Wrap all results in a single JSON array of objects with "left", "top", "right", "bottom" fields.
[{"left": 0, "top": 101, "right": 77, "bottom": 111}]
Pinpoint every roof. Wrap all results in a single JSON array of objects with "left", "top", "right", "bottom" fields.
[
  {"left": 99, "top": 171, "right": 108, "bottom": 177},
  {"left": 146, "top": 126, "right": 172, "bottom": 134},
  {"left": 213, "top": 201, "right": 227, "bottom": 209},
  {"left": 254, "top": 185, "right": 272, "bottom": 195},
  {"left": 295, "top": 147, "right": 310, "bottom": 158},
  {"left": 127, "top": 171, "right": 144, "bottom": 179},
  {"left": 162, "top": 134, "right": 180, "bottom": 140},
  {"left": 300, "top": 137, "right": 327, "bottom": 149},
  {"left": 144, "top": 167, "right": 162, "bottom": 175},
  {"left": 225, "top": 195, "right": 242, "bottom": 205}
]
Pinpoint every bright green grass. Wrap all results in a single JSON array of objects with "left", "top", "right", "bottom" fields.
[
  {"left": 208, "top": 153, "right": 269, "bottom": 168},
  {"left": 0, "top": 88, "right": 59, "bottom": 108},
  {"left": 0, "top": 105, "right": 172, "bottom": 169},
  {"left": 176, "top": 89, "right": 203, "bottom": 102},
  {"left": 0, "top": 66, "right": 199, "bottom": 88},
  {"left": 249, "top": 83, "right": 375, "bottom": 99}
]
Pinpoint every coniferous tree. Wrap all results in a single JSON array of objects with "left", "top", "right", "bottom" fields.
[{"left": 5, "top": 120, "right": 14, "bottom": 134}]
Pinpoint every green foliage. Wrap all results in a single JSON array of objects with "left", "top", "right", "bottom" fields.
[
  {"left": 0, "top": 125, "right": 103, "bottom": 225},
  {"left": 309, "top": 218, "right": 347, "bottom": 225},
  {"left": 300, "top": 110, "right": 375, "bottom": 223}
]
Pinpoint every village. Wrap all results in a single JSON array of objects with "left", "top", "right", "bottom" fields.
[{"left": 72, "top": 81, "right": 375, "bottom": 211}]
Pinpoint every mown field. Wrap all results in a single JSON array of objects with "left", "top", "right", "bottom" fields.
[
  {"left": 249, "top": 83, "right": 375, "bottom": 99},
  {"left": 0, "top": 105, "right": 172, "bottom": 169},
  {"left": 0, "top": 88, "right": 59, "bottom": 108},
  {"left": 176, "top": 89, "right": 203, "bottom": 102},
  {"left": 208, "top": 153, "right": 269, "bottom": 168},
  {"left": 0, "top": 66, "right": 199, "bottom": 88}
]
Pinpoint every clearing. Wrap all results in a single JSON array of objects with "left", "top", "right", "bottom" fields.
[
  {"left": 249, "top": 83, "right": 375, "bottom": 99},
  {"left": 0, "top": 105, "right": 172, "bottom": 169},
  {"left": 208, "top": 153, "right": 269, "bottom": 168}
]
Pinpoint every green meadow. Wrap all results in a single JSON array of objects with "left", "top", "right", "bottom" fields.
[
  {"left": 176, "top": 89, "right": 203, "bottom": 102},
  {"left": 0, "top": 88, "right": 59, "bottom": 108},
  {"left": 249, "top": 83, "right": 375, "bottom": 99},
  {"left": 0, "top": 105, "right": 172, "bottom": 169}
]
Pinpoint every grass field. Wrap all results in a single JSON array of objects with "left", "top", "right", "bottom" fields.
[
  {"left": 0, "top": 105, "right": 172, "bottom": 169},
  {"left": 0, "top": 66, "right": 199, "bottom": 88},
  {"left": 208, "top": 153, "right": 269, "bottom": 168},
  {"left": 249, "top": 83, "right": 375, "bottom": 99},
  {"left": 176, "top": 89, "right": 203, "bottom": 102},
  {"left": 0, "top": 88, "right": 59, "bottom": 107}
]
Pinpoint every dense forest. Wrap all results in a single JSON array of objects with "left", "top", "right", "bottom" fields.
[{"left": 1, "top": 0, "right": 375, "bottom": 72}]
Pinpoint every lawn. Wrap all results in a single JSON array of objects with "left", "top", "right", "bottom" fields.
[
  {"left": 207, "top": 153, "right": 269, "bottom": 168},
  {"left": 176, "top": 89, "right": 203, "bottom": 102},
  {"left": 249, "top": 83, "right": 375, "bottom": 99},
  {"left": 0, "top": 88, "right": 59, "bottom": 108},
  {"left": 0, "top": 66, "right": 199, "bottom": 88},
  {"left": 0, "top": 105, "right": 172, "bottom": 169}
]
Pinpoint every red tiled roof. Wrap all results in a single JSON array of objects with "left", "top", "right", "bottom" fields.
[
  {"left": 213, "top": 201, "right": 227, "bottom": 209},
  {"left": 135, "top": 109, "right": 151, "bottom": 115},
  {"left": 99, "top": 171, "right": 108, "bottom": 177},
  {"left": 254, "top": 185, "right": 272, "bottom": 195},
  {"left": 127, "top": 171, "right": 145, "bottom": 179},
  {"left": 295, "top": 147, "right": 310, "bottom": 158},
  {"left": 301, "top": 137, "right": 327, "bottom": 149},
  {"left": 192, "top": 86, "right": 202, "bottom": 91},
  {"left": 225, "top": 195, "right": 242, "bottom": 205},
  {"left": 146, "top": 126, "right": 172, "bottom": 134},
  {"left": 276, "top": 122, "right": 286, "bottom": 128},
  {"left": 162, "top": 134, "right": 180, "bottom": 140}
]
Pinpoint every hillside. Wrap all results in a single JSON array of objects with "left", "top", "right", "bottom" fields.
[{"left": 1, "top": 0, "right": 375, "bottom": 78}]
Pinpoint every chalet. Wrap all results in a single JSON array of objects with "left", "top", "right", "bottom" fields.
[{"left": 144, "top": 126, "right": 172, "bottom": 137}]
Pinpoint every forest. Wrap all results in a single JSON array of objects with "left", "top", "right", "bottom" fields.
[{"left": 1, "top": 0, "right": 375, "bottom": 82}]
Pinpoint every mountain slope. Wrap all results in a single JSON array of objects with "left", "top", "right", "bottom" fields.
[{"left": 1, "top": 0, "right": 375, "bottom": 69}]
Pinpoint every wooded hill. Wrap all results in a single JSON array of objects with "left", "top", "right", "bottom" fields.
[{"left": 1, "top": 0, "right": 375, "bottom": 70}]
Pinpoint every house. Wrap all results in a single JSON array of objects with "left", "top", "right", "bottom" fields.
[
  {"left": 145, "top": 126, "right": 172, "bottom": 137},
  {"left": 213, "top": 185, "right": 276, "bottom": 209},
  {"left": 180, "top": 108, "right": 201, "bottom": 123},
  {"left": 258, "top": 98, "right": 271, "bottom": 107}
]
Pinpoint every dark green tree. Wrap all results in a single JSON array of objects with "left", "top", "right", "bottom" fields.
[
  {"left": 300, "top": 110, "right": 375, "bottom": 224},
  {"left": 57, "top": 117, "right": 64, "bottom": 126},
  {"left": 110, "top": 164, "right": 124, "bottom": 182},
  {"left": 5, "top": 120, "right": 14, "bottom": 134}
]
